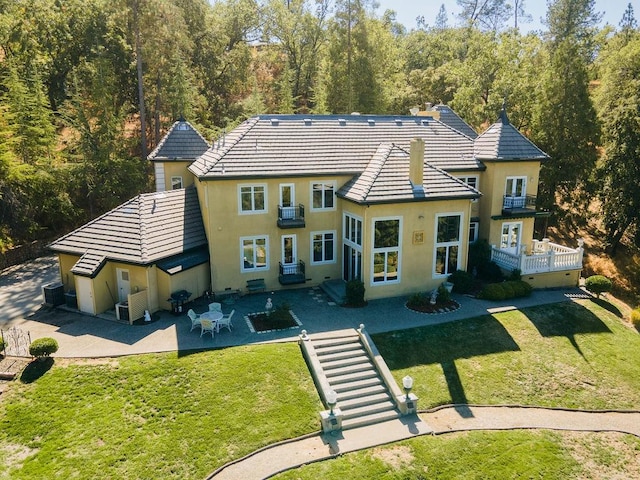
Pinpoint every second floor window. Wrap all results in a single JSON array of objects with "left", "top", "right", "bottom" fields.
[
  {"left": 171, "top": 176, "right": 183, "bottom": 189},
  {"left": 311, "top": 182, "right": 335, "bottom": 210},
  {"left": 311, "top": 231, "right": 336, "bottom": 264},
  {"left": 239, "top": 184, "right": 267, "bottom": 214}
]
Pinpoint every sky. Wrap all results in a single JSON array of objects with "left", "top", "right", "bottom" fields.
[{"left": 374, "top": 0, "right": 635, "bottom": 33}]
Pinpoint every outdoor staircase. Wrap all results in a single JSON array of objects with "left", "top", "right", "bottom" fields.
[{"left": 301, "top": 329, "right": 401, "bottom": 430}]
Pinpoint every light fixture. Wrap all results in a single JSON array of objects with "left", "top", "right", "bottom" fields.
[
  {"left": 326, "top": 389, "right": 338, "bottom": 415},
  {"left": 402, "top": 375, "right": 414, "bottom": 400}
]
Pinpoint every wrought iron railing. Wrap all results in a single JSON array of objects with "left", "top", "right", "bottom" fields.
[{"left": 502, "top": 195, "right": 537, "bottom": 210}]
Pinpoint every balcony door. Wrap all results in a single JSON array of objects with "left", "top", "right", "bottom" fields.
[
  {"left": 505, "top": 176, "right": 527, "bottom": 208},
  {"left": 281, "top": 234, "right": 297, "bottom": 274},
  {"left": 280, "top": 184, "right": 295, "bottom": 219},
  {"left": 500, "top": 222, "right": 522, "bottom": 254}
]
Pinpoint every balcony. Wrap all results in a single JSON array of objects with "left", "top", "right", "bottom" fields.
[
  {"left": 491, "top": 239, "right": 584, "bottom": 275},
  {"left": 279, "top": 260, "right": 306, "bottom": 285},
  {"left": 502, "top": 195, "right": 537, "bottom": 216},
  {"left": 277, "top": 204, "right": 305, "bottom": 228}
]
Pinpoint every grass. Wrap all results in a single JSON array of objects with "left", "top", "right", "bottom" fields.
[
  {"left": 1, "top": 298, "right": 639, "bottom": 479},
  {"left": 373, "top": 298, "right": 640, "bottom": 410},
  {"left": 0, "top": 344, "right": 321, "bottom": 480},
  {"left": 274, "top": 430, "right": 640, "bottom": 479}
]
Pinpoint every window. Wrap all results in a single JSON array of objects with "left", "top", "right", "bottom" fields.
[
  {"left": 469, "top": 221, "right": 479, "bottom": 243},
  {"left": 344, "top": 213, "right": 362, "bottom": 246},
  {"left": 343, "top": 213, "right": 363, "bottom": 281},
  {"left": 505, "top": 176, "right": 526, "bottom": 196},
  {"left": 239, "top": 184, "right": 267, "bottom": 214},
  {"left": 311, "top": 182, "right": 335, "bottom": 210},
  {"left": 241, "top": 236, "right": 268, "bottom": 272},
  {"left": 311, "top": 231, "right": 336, "bottom": 264},
  {"left": 434, "top": 214, "right": 462, "bottom": 277},
  {"left": 171, "top": 176, "right": 183, "bottom": 190},
  {"left": 372, "top": 218, "right": 401, "bottom": 284},
  {"left": 458, "top": 176, "right": 479, "bottom": 201}
]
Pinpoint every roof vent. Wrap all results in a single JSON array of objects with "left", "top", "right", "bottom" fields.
[
  {"left": 338, "top": 118, "right": 346, "bottom": 126},
  {"left": 303, "top": 118, "right": 312, "bottom": 126},
  {"left": 368, "top": 119, "right": 375, "bottom": 126},
  {"left": 395, "top": 119, "right": 402, "bottom": 126},
  {"left": 421, "top": 119, "right": 430, "bottom": 126},
  {"left": 271, "top": 118, "right": 279, "bottom": 126}
]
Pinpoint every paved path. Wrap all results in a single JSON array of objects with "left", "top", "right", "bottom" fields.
[{"left": 209, "top": 406, "right": 640, "bottom": 479}]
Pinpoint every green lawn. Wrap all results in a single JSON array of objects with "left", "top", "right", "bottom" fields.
[
  {"left": 0, "top": 344, "right": 321, "bottom": 480},
  {"left": 1, "top": 298, "right": 639, "bottom": 479}
]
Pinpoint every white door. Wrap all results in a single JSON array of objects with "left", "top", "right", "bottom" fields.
[
  {"left": 281, "top": 235, "right": 297, "bottom": 274},
  {"left": 505, "top": 177, "right": 527, "bottom": 208},
  {"left": 116, "top": 268, "right": 130, "bottom": 303},
  {"left": 76, "top": 276, "right": 95, "bottom": 314},
  {"left": 501, "top": 222, "right": 522, "bottom": 254},
  {"left": 280, "top": 183, "right": 295, "bottom": 219}
]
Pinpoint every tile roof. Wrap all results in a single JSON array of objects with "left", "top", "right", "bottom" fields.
[
  {"left": 188, "top": 115, "right": 481, "bottom": 179},
  {"left": 474, "top": 109, "right": 549, "bottom": 161},
  {"left": 430, "top": 105, "right": 478, "bottom": 139},
  {"left": 148, "top": 120, "right": 210, "bottom": 161},
  {"left": 337, "top": 144, "right": 481, "bottom": 204},
  {"left": 49, "top": 187, "right": 207, "bottom": 277}
]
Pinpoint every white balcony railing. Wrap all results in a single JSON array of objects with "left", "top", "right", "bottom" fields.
[{"left": 491, "top": 239, "right": 584, "bottom": 275}]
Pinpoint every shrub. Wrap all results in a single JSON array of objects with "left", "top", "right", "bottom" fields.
[
  {"left": 468, "top": 239, "right": 492, "bottom": 274},
  {"left": 478, "top": 261, "right": 504, "bottom": 283},
  {"left": 585, "top": 275, "right": 612, "bottom": 298},
  {"left": 437, "top": 284, "right": 451, "bottom": 304},
  {"left": 508, "top": 269, "right": 522, "bottom": 281},
  {"left": 29, "top": 337, "right": 59, "bottom": 359},
  {"left": 0, "top": 337, "right": 4, "bottom": 353},
  {"left": 407, "top": 292, "right": 429, "bottom": 309},
  {"left": 448, "top": 270, "right": 474, "bottom": 294},
  {"left": 478, "top": 280, "right": 532, "bottom": 301},
  {"left": 344, "top": 279, "right": 366, "bottom": 306},
  {"left": 631, "top": 308, "right": 640, "bottom": 330}
]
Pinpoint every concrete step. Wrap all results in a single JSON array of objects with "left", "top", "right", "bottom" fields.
[
  {"left": 339, "top": 392, "right": 393, "bottom": 410},
  {"left": 324, "top": 362, "right": 374, "bottom": 378},
  {"left": 328, "top": 368, "right": 379, "bottom": 385},
  {"left": 314, "top": 342, "right": 363, "bottom": 356},
  {"left": 332, "top": 376, "right": 383, "bottom": 393},
  {"left": 341, "top": 409, "right": 400, "bottom": 430},
  {"left": 337, "top": 383, "right": 388, "bottom": 401},
  {"left": 319, "top": 354, "right": 372, "bottom": 370},
  {"left": 316, "top": 347, "right": 368, "bottom": 363},
  {"left": 341, "top": 400, "right": 396, "bottom": 420},
  {"left": 312, "top": 335, "right": 360, "bottom": 348}
]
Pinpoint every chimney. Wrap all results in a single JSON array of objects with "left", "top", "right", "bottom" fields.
[{"left": 410, "top": 138, "right": 425, "bottom": 193}]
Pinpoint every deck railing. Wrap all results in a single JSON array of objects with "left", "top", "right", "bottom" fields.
[{"left": 491, "top": 239, "right": 584, "bottom": 275}]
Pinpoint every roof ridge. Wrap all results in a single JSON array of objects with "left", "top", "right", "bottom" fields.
[{"left": 361, "top": 143, "right": 395, "bottom": 200}]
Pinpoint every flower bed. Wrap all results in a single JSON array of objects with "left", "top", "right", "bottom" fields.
[{"left": 246, "top": 310, "right": 301, "bottom": 333}]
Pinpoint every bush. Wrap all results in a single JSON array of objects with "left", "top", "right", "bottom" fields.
[
  {"left": 437, "top": 284, "right": 451, "bottom": 304},
  {"left": 344, "top": 279, "right": 366, "bottom": 306},
  {"left": 448, "top": 270, "right": 474, "bottom": 294},
  {"left": 407, "top": 292, "right": 429, "bottom": 309},
  {"left": 585, "top": 275, "right": 612, "bottom": 298},
  {"left": 468, "top": 239, "right": 492, "bottom": 274},
  {"left": 0, "top": 337, "right": 5, "bottom": 353},
  {"left": 508, "top": 269, "right": 522, "bottom": 281},
  {"left": 29, "top": 337, "right": 59, "bottom": 358},
  {"left": 478, "top": 261, "right": 504, "bottom": 283},
  {"left": 631, "top": 308, "right": 640, "bottom": 329},
  {"left": 478, "top": 280, "right": 533, "bottom": 301}
]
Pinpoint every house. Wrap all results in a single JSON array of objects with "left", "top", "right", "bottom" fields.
[{"left": 49, "top": 106, "right": 583, "bottom": 318}]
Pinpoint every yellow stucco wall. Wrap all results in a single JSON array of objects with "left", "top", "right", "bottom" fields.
[
  {"left": 157, "top": 262, "right": 210, "bottom": 310},
  {"left": 520, "top": 269, "right": 581, "bottom": 289},
  {"left": 58, "top": 254, "right": 78, "bottom": 292},
  {"left": 159, "top": 161, "right": 195, "bottom": 191}
]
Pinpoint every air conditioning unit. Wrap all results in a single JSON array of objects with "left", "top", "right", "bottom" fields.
[
  {"left": 115, "top": 302, "right": 129, "bottom": 322},
  {"left": 42, "top": 282, "right": 65, "bottom": 306}
]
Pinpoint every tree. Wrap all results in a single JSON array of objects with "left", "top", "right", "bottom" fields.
[
  {"left": 435, "top": 4, "right": 449, "bottom": 30},
  {"left": 619, "top": 3, "right": 637, "bottom": 42},
  {"left": 531, "top": 0, "right": 601, "bottom": 210},
  {"left": 456, "top": 0, "right": 512, "bottom": 31},
  {"left": 594, "top": 35, "right": 640, "bottom": 253}
]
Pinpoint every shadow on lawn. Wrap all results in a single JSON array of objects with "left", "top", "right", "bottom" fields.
[
  {"left": 525, "top": 301, "right": 612, "bottom": 359},
  {"left": 20, "top": 357, "right": 54, "bottom": 383},
  {"left": 373, "top": 316, "right": 520, "bottom": 415}
]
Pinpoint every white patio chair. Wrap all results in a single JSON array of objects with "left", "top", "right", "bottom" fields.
[
  {"left": 187, "top": 309, "right": 201, "bottom": 332},
  {"left": 200, "top": 318, "right": 215, "bottom": 338},
  {"left": 209, "top": 302, "right": 222, "bottom": 313},
  {"left": 217, "top": 309, "right": 234, "bottom": 333}
]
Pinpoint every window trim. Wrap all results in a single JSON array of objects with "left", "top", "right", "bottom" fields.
[
  {"left": 310, "top": 181, "right": 336, "bottom": 211},
  {"left": 171, "top": 176, "right": 183, "bottom": 190},
  {"left": 433, "top": 212, "right": 464, "bottom": 278},
  {"left": 469, "top": 221, "right": 479, "bottom": 243},
  {"left": 371, "top": 216, "right": 402, "bottom": 286},
  {"left": 240, "top": 235, "right": 269, "bottom": 273},
  {"left": 458, "top": 175, "right": 479, "bottom": 202},
  {"left": 310, "top": 230, "right": 336, "bottom": 265},
  {"left": 505, "top": 176, "right": 527, "bottom": 197},
  {"left": 238, "top": 183, "right": 268, "bottom": 215}
]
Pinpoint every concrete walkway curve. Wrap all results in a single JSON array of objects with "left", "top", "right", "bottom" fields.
[{"left": 208, "top": 406, "right": 640, "bottom": 480}]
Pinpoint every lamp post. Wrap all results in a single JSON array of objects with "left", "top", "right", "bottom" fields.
[
  {"left": 326, "top": 389, "right": 338, "bottom": 416},
  {"left": 402, "top": 375, "right": 413, "bottom": 401}
]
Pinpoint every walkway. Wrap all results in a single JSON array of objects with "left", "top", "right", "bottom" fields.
[{"left": 209, "top": 406, "right": 640, "bottom": 479}]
